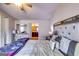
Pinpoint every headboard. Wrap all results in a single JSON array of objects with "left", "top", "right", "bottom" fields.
[{"left": 54, "top": 15, "right": 79, "bottom": 42}]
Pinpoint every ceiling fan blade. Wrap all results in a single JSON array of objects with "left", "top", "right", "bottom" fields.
[
  {"left": 4, "top": 3, "right": 32, "bottom": 12},
  {"left": 5, "top": 3, "right": 11, "bottom": 5},
  {"left": 25, "top": 3, "right": 32, "bottom": 8},
  {"left": 5, "top": 3, "right": 32, "bottom": 8}
]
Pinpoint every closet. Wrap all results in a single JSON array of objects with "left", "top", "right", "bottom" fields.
[{"left": 0, "top": 11, "right": 15, "bottom": 47}]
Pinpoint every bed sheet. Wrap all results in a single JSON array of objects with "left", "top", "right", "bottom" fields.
[{"left": 15, "top": 40, "right": 37, "bottom": 56}]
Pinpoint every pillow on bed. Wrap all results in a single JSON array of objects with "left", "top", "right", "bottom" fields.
[
  {"left": 55, "top": 41, "right": 60, "bottom": 49},
  {"left": 51, "top": 35, "right": 58, "bottom": 41},
  {"left": 59, "top": 37, "right": 71, "bottom": 54},
  {"left": 55, "top": 36, "right": 62, "bottom": 43},
  {"left": 67, "top": 40, "right": 77, "bottom": 56},
  {"left": 49, "top": 40, "right": 55, "bottom": 50},
  {"left": 74, "top": 43, "right": 79, "bottom": 56}
]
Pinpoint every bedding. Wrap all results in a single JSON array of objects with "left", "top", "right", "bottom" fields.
[
  {"left": 0, "top": 38, "right": 29, "bottom": 56},
  {"left": 55, "top": 36, "right": 62, "bottom": 43},
  {"left": 55, "top": 36, "right": 62, "bottom": 49},
  {"left": 49, "top": 35, "right": 61, "bottom": 50},
  {"left": 16, "top": 40, "right": 54, "bottom": 56},
  {"left": 55, "top": 41, "right": 60, "bottom": 49},
  {"left": 15, "top": 34, "right": 29, "bottom": 41},
  {"left": 51, "top": 35, "right": 58, "bottom": 41},
  {"left": 30, "top": 40, "right": 54, "bottom": 56},
  {"left": 49, "top": 40, "right": 55, "bottom": 50},
  {"left": 53, "top": 36, "right": 79, "bottom": 56},
  {"left": 59, "top": 37, "right": 71, "bottom": 55},
  {"left": 15, "top": 40, "right": 37, "bottom": 56},
  {"left": 67, "top": 41, "right": 77, "bottom": 56},
  {"left": 0, "top": 42, "right": 22, "bottom": 56},
  {"left": 74, "top": 43, "right": 79, "bottom": 56}
]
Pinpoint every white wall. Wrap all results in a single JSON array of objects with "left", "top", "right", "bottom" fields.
[
  {"left": 50, "top": 3, "right": 79, "bottom": 33},
  {"left": 50, "top": 3, "right": 79, "bottom": 42},
  {"left": 15, "top": 20, "right": 50, "bottom": 39},
  {"left": 51, "top": 3, "right": 79, "bottom": 24}
]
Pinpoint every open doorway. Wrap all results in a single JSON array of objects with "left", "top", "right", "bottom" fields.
[{"left": 32, "top": 23, "right": 39, "bottom": 40}]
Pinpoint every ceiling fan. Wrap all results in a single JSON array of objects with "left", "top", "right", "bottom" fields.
[{"left": 5, "top": 3, "right": 32, "bottom": 11}]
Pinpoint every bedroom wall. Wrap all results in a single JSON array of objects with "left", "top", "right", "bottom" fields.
[
  {"left": 51, "top": 3, "right": 79, "bottom": 24},
  {"left": 50, "top": 3, "right": 79, "bottom": 42},
  {"left": 15, "top": 19, "right": 50, "bottom": 39}
]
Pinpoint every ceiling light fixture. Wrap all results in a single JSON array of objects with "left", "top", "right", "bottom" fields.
[
  {"left": 14, "top": 0, "right": 24, "bottom": 6},
  {"left": 14, "top": 0, "right": 32, "bottom": 11},
  {"left": 5, "top": 0, "right": 32, "bottom": 11}
]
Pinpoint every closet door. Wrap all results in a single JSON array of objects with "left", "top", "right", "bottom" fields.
[
  {"left": 0, "top": 14, "right": 15, "bottom": 47},
  {"left": 0, "top": 14, "right": 2, "bottom": 47},
  {"left": 1, "top": 16, "right": 5, "bottom": 46},
  {"left": 4, "top": 17, "right": 11, "bottom": 44},
  {"left": 0, "top": 15, "right": 5, "bottom": 47}
]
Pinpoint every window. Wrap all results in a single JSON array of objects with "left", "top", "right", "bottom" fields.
[
  {"left": 16, "top": 24, "right": 27, "bottom": 33},
  {"left": 20, "top": 25, "right": 25, "bottom": 32}
]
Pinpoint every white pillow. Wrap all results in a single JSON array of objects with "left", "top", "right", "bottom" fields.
[
  {"left": 60, "top": 37, "right": 71, "bottom": 54},
  {"left": 51, "top": 35, "right": 58, "bottom": 41},
  {"left": 49, "top": 40, "right": 55, "bottom": 50},
  {"left": 55, "top": 41, "right": 60, "bottom": 49},
  {"left": 74, "top": 43, "right": 79, "bottom": 56}
]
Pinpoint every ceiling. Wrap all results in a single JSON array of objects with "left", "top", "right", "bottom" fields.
[{"left": 0, "top": 3, "right": 59, "bottom": 20}]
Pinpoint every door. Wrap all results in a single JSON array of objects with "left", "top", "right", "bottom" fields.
[{"left": 32, "top": 23, "right": 39, "bottom": 40}]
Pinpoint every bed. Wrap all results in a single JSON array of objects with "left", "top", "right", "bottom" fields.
[
  {"left": 15, "top": 40, "right": 37, "bottom": 56},
  {"left": 0, "top": 38, "right": 29, "bottom": 56},
  {"left": 15, "top": 40, "right": 54, "bottom": 56}
]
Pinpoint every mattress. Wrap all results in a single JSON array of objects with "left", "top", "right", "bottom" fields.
[
  {"left": 15, "top": 40, "right": 54, "bottom": 56},
  {"left": 0, "top": 38, "right": 29, "bottom": 56},
  {"left": 15, "top": 40, "right": 37, "bottom": 56},
  {"left": 0, "top": 42, "right": 22, "bottom": 56}
]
